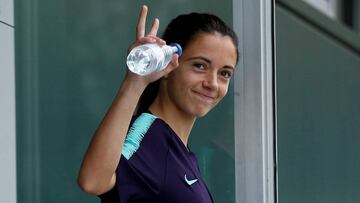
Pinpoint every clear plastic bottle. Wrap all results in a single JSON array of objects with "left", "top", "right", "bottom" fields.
[{"left": 126, "top": 43, "right": 182, "bottom": 76}]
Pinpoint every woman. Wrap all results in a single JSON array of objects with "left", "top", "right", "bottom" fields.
[{"left": 78, "top": 5, "right": 239, "bottom": 203}]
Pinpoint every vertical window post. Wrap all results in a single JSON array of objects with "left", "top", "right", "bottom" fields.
[{"left": 233, "top": 0, "right": 276, "bottom": 202}]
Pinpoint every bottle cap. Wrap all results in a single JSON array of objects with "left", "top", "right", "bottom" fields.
[{"left": 169, "top": 43, "right": 182, "bottom": 56}]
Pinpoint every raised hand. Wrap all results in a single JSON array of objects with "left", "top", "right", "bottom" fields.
[
  {"left": 131, "top": 5, "right": 165, "bottom": 50},
  {"left": 126, "top": 5, "right": 179, "bottom": 83}
]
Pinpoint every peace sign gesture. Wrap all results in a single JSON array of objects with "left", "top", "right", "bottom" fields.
[{"left": 126, "top": 5, "right": 179, "bottom": 84}]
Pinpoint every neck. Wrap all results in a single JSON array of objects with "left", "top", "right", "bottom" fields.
[{"left": 149, "top": 95, "right": 196, "bottom": 146}]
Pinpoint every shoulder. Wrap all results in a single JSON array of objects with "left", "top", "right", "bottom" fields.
[
  {"left": 116, "top": 113, "right": 170, "bottom": 196},
  {"left": 122, "top": 112, "right": 170, "bottom": 160}
]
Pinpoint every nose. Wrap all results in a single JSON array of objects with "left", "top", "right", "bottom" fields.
[{"left": 202, "top": 71, "right": 218, "bottom": 91}]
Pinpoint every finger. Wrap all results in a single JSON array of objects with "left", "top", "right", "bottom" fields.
[
  {"left": 164, "top": 55, "right": 180, "bottom": 74},
  {"left": 148, "top": 18, "right": 160, "bottom": 36},
  {"left": 148, "top": 36, "right": 165, "bottom": 45},
  {"left": 145, "top": 54, "right": 179, "bottom": 82},
  {"left": 137, "top": 36, "right": 165, "bottom": 45},
  {"left": 170, "top": 54, "right": 180, "bottom": 67},
  {"left": 156, "top": 38, "right": 166, "bottom": 46},
  {"left": 127, "top": 36, "right": 164, "bottom": 53},
  {"left": 137, "top": 36, "right": 158, "bottom": 44},
  {"left": 136, "top": 5, "right": 148, "bottom": 40}
]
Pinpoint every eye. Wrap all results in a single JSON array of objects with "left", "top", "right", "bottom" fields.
[
  {"left": 220, "top": 70, "right": 233, "bottom": 79},
  {"left": 193, "top": 63, "right": 206, "bottom": 70}
]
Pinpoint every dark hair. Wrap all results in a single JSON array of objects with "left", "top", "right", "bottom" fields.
[
  {"left": 137, "top": 12, "right": 239, "bottom": 113},
  {"left": 163, "top": 13, "right": 239, "bottom": 63}
]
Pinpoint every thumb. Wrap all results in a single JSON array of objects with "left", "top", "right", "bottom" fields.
[
  {"left": 170, "top": 54, "right": 179, "bottom": 68},
  {"left": 167, "top": 54, "right": 180, "bottom": 73}
]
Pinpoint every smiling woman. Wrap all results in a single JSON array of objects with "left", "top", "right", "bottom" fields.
[
  {"left": 77, "top": 5, "right": 239, "bottom": 203},
  {"left": 163, "top": 32, "right": 237, "bottom": 119}
]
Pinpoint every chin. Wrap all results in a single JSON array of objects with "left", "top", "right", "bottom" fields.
[
  {"left": 193, "top": 108, "right": 212, "bottom": 118},
  {"left": 183, "top": 103, "right": 216, "bottom": 118}
]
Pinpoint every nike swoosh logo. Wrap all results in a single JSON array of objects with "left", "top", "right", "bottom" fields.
[{"left": 184, "top": 174, "right": 198, "bottom": 186}]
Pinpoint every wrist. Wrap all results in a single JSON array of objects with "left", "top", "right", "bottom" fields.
[{"left": 118, "top": 74, "right": 147, "bottom": 97}]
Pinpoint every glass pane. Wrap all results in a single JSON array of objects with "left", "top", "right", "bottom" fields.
[
  {"left": 276, "top": 4, "right": 360, "bottom": 203},
  {"left": 15, "top": 0, "right": 235, "bottom": 202}
]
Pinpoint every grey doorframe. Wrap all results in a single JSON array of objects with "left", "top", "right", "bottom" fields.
[
  {"left": 0, "top": 0, "right": 16, "bottom": 202},
  {"left": 233, "top": 0, "right": 277, "bottom": 203}
]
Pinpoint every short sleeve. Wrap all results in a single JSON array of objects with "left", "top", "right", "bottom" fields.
[
  {"left": 98, "top": 186, "right": 119, "bottom": 203},
  {"left": 114, "top": 113, "right": 170, "bottom": 202}
]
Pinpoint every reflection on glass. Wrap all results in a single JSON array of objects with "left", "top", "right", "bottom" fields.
[
  {"left": 303, "top": 0, "right": 338, "bottom": 19},
  {"left": 302, "top": 0, "right": 360, "bottom": 34}
]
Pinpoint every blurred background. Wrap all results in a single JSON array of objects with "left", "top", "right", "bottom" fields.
[
  {"left": 276, "top": 0, "right": 360, "bottom": 203},
  {"left": 4, "top": 0, "right": 235, "bottom": 202},
  {"left": 1, "top": 0, "right": 359, "bottom": 203}
]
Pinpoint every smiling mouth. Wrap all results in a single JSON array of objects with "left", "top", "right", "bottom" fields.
[{"left": 192, "top": 90, "right": 215, "bottom": 101}]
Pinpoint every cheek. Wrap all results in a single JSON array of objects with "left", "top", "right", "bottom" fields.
[
  {"left": 219, "top": 83, "right": 229, "bottom": 99},
  {"left": 167, "top": 74, "right": 188, "bottom": 100}
]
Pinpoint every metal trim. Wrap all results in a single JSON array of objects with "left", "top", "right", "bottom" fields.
[{"left": 233, "top": 0, "right": 276, "bottom": 202}]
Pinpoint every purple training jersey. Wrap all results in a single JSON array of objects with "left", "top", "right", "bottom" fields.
[{"left": 99, "top": 112, "right": 214, "bottom": 203}]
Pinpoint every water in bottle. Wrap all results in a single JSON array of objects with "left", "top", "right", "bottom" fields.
[{"left": 126, "top": 43, "right": 182, "bottom": 76}]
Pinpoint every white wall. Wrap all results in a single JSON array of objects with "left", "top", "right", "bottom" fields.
[{"left": 0, "top": 0, "right": 16, "bottom": 202}]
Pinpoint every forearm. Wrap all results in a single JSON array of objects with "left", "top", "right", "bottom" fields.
[{"left": 78, "top": 77, "right": 146, "bottom": 194}]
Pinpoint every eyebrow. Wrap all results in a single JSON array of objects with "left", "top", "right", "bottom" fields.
[
  {"left": 186, "top": 56, "right": 212, "bottom": 64},
  {"left": 186, "top": 56, "right": 235, "bottom": 70}
]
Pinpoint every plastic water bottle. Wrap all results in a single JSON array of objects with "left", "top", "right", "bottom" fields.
[{"left": 126, "top": 43, "right": 182, "bottom": 76}]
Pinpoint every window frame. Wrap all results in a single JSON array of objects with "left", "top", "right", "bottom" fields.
[{"left": 233, "top": 0, "right": 277, "bottom": 202}]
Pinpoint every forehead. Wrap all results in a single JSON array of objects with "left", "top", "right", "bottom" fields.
[{"left": 182, "top": 32, "right": 237, "bottom": 66}]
